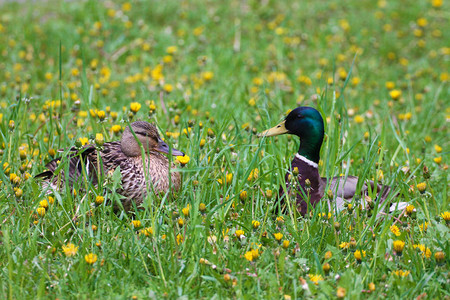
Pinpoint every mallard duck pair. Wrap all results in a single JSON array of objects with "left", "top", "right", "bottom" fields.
[
  {"left": 37, "top": 107, "right": 395, "bottom": 214},
  {"left": 259, "top": 106, "right": 393, "bottom": 216},
  {"left": 36, "top": 121, "right": 184, "bottom": 211}
]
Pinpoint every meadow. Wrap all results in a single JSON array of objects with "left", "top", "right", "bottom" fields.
[{"left": 0, "top": 0, "right": 449, "bottom": 298}]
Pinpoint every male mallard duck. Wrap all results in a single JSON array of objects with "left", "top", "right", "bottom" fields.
[
  {"left": 36, "top": 121, "right": 184, "bottom": 211},
  {"left": 258, "top": 106, "right": 392, "bottom": 216}
]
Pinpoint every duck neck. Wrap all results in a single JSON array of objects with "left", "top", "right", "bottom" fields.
[{"left": 298, "top": 133, "right": 323, "bottom": 164}]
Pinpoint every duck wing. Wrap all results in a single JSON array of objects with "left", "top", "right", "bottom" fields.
[
  {"left": 320, "top": 176, "right": 392, "bottom": 212},
  {"left": 35, "top": 146, "right": 96, "bottom": 181}
]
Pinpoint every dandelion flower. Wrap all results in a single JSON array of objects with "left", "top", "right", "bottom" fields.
[
  {"left": 182, "top": 205, "right": 190, "bottom": 217},
  {"left": 337, "top": 287, "right": 346, "bottom": 298},
  {"left": 390, "top": 224, "right": 401, "bottom": 237},
  {"left": 252, "top": 220, "right": 260, "bottom": 229},
  {"left": 308, "top": 274, "right": 323, "bottom": 285},
  {"left": 440, "top": 211, "right": 450, "bottom": 223},
  {"left": 389, "top": 89, "right": 401, "bottom": 100},
  {"left": 416, "top": 182, "right": 427, "bottom": 193},
  {"left": 392, "top": 270, "right": 410, "bottom": 277},
  {"left": 139, "top": 227, "right": 153, "bottom": 237},
  {"left": 235, "top": 230, "right": 245, "bottom": 239},
  {"left": 62, "top": 243, "right": 78, "bottom": 257},
  {"left": 274, "top": 232, "right": 283, "bottom": 241},
  {"left": 36, "top": 207, "right": 46, "bottom": 217},
  {"left": 434, "top": 251, "right": 445, "bottom": 264},
  {"left": 95, "top": 195, "right": 104, "bottom": 205},
  {"left": 177, "top": 155, "right": 190, "bottom": 165},
  {"left": 130, "top": 102, "right": 141, "bottom": 113},
  {"left": 244, "top": 251, "right": 253, "bottom": 261},
  {"left": 354, "top": 250, "right": 366, "bottom": 262},
  {"left": 393, "top": 240, "right": 405, "bottom": 255},
  {"left": 95, "top": 133, "right": 104, "bottom": 146},
  {"left": 131, "top": 220, "right": 141, "bottom": 229},
  {"left": 85, "top": 253, "right": 98, "bottom": 264}
]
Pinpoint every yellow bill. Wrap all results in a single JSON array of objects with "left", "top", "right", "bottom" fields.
[{"left": 257, "top": 120, "right": 289, "bottom": 137}]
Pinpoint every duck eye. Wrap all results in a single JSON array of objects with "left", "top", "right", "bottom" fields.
[{"left": 297, "top": 114, "right": 304, "bottom": 119}]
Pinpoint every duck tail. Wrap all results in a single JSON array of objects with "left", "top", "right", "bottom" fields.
[
  {"left": 35, "top": 146, "right": 96, "bottom": 181},
  {"left": 34, "top": 170, "right": 54, "bottom": 179}
]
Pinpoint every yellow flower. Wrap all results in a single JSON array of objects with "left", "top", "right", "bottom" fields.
[
  {"left": 140, "top": 227, "right": 153, "bottom": 237},
  {"left": 199, "top": 139, "right": 206, "bottom": 148},
  {"left": 130, "top": 102, "right": 141, "bottom": 113},
  {"left": 354, "top": 250, "right": 366, "bottom": 261},
  {"left": 393, "top": 240, "right": 405, "bottom": 254},
  {"left": 239, "top": 190, "right": 248, "bottom": 201},
  {"left": 406, "top": 205, "right": 415, "bottom": 215},
  {"left": 431, "top": 0, "right": 443, "bottom": 8},
  {"left": 62, "top": 243, "right": 78, "bottom": 257},
  {"left": 95, "top": 133, "right": 104, "bottom": 146},
  {"left": 39, "top": 199, "right": 49, "bottom": 209},
  {"left": 354, "top": 115, "right": 364, "bottom": 124},
  {"left": 85, "top": 253, "right": 98, "bottom": 264},
  {"left": 235, "top": 230, "right": 245, "bottom": 239},
  {"left": 166, "top": 46, "right": 177, "bottom": 54},
  {"left": 252, "top": 220, "right": 260, "bottom": 229},
  {"left": 251, "top": 248, "right": 260, "bottom": 259},
  {"left": 244, "top": 251, "right": 253, "bottom": 261},
  {"left": 433, "top": 156, "right": 442, "bottom": 164},
  {"left": 131, "top": 220, "right": 142, "bottom": 229},
  {"left": 177, "top": 155, "right": 190, "bottom": 165},
  {"left": 202, "top": 71, "right": 214, "bottom": 81},
  {"left": 176, "top": 234, "right": 183, "bottom": 245},
  {"left": 182, "top": 205, "right": 190, "bottom": 217},
  {"left": 122, "top": 2, "right": 131, "bottom": 11},
  {"left": 434, "top": 144, "right": 442, "bottom": 153},
  {"left": 96, "top": 110, "right": 106, "bottom": 121},
  {"left": 337, "top": 287, "right": 346, "bottom": 298},
  {"left": 163, "top": 84, "right": 173, "bottom": 93},
  {"left": 308, "top": 274, "right": 323, "bottom": 285},
  {"left": 389, "top": 89, "right": 401, "bottom": 100},
  {"left": 392, "top": 270, "right": 410, "bottom": 277},
  {"left": 413, "top": 244, "right": 432, "bottom": 258},
  {"left": 416, "top": 182, "right": 427, "bottom": 193},
  {"left": 247, "top": 168, "right": 259, "bottom": 181},
  {"left": 434, "top": 251, "right": 445, "bottom": 263},
  {"left": 95, "top": 195, "right": 104, "bottom": 205},
  {"left": 390, "top": 224, "right": 401, "bottom": 237},
  {"left": 440, "top": 211, "right": 450, "bottom": 222},
  {"left": 226, "top": 173, "right": 233, "bottom": 184},
  {"left": 419, "top": 222, "right": 429, "bottom": 233},
  {"left": 385, "top": 81, "right": 395, "bottom": 89},
  {"left": 282, "top": 240, "right": 290, "bottom": 248},
  {"left": 79, "top": 137, "right": 89, "bottom": 146},
  {"left": 36, "top": 207, "right": 46, "bottom": 217},
  {"left": 274, "top": 232, "right": 283, "bottom": 241}
]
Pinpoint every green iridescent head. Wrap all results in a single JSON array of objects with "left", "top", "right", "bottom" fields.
[{"left": 258, "top": 106, "right": 325, "bottom": 163}]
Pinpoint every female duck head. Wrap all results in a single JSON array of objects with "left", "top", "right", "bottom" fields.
[
  {"left": 258, "top": 106, "right": 324, "bottom": 163},
  {"left": 121, "top": 121, "right": 184, "bottom": 157}
]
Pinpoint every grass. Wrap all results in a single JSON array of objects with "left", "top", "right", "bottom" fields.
[{"left": 0, "top": 0, "right": 448, "bottom": 298}]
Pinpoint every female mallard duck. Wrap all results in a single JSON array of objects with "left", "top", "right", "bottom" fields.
[
  {"left": 259, "top": 106, "right": 392, "bottom": 216},
  {"left": 36, "top": 121, "right": 184, "bottom": 211}
]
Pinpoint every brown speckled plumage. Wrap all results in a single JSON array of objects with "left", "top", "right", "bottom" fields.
[{"left": 36, "top": 121, "right": 184, "bottom": 211}]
